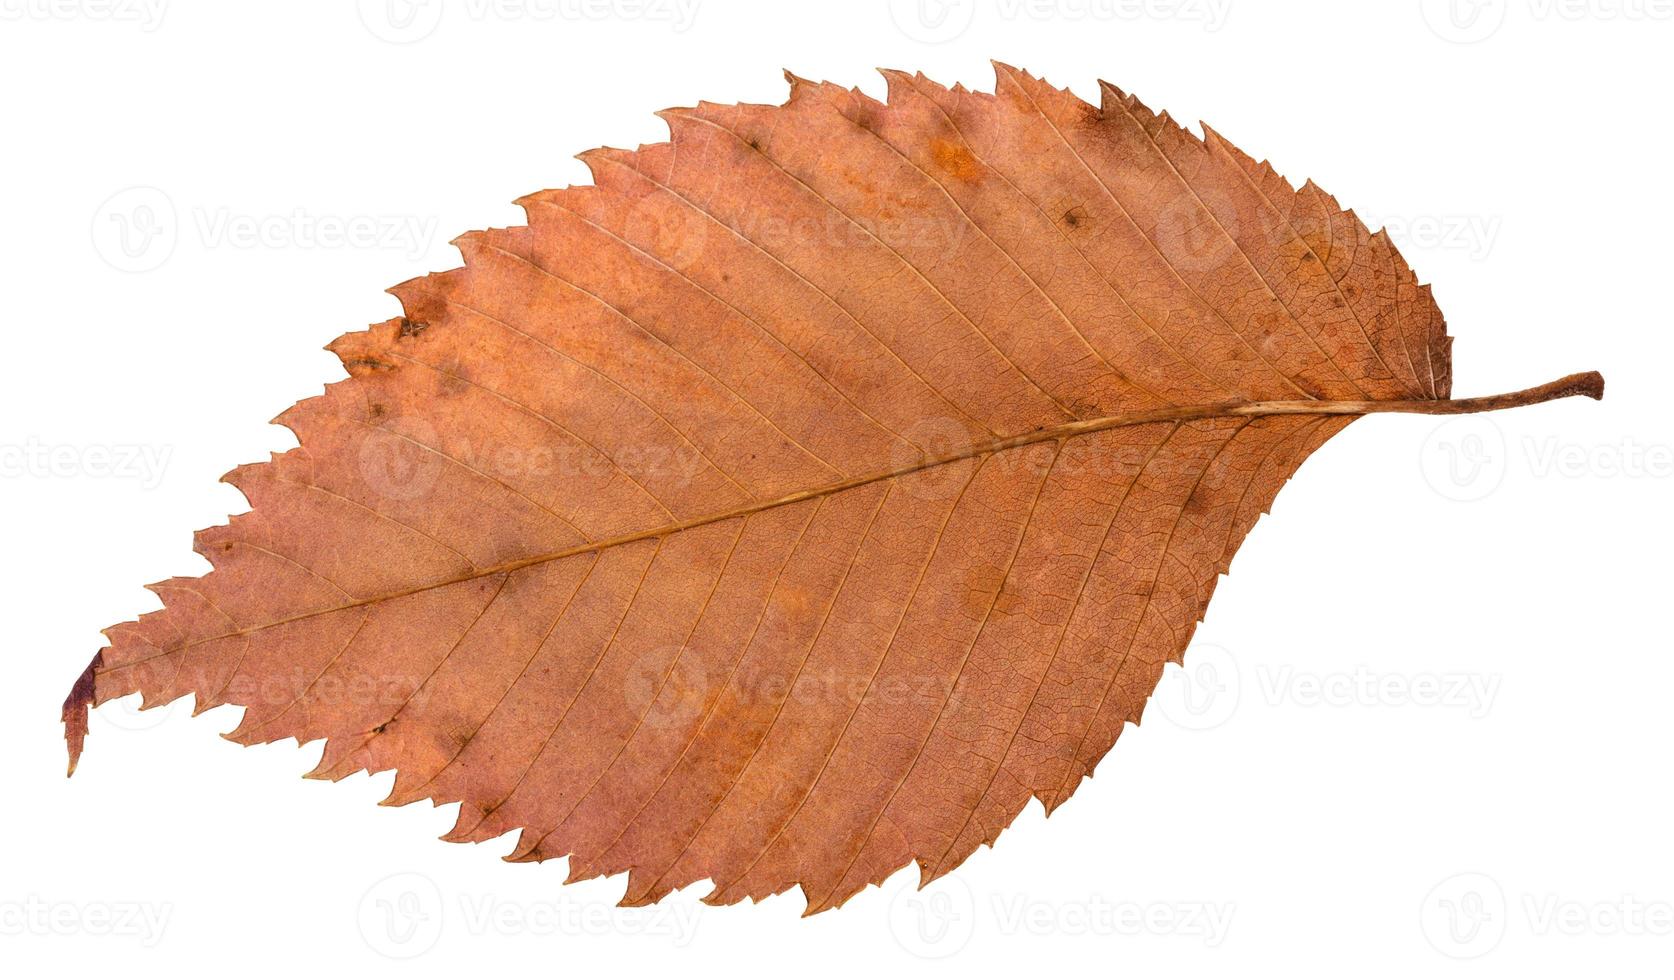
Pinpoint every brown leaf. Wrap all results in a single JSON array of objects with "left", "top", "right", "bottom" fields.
[{"left": 61, "top": 65, "right": 1602, "bottom": 913}]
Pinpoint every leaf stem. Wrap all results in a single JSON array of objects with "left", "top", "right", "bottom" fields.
[{"left": 1231, "top": 371, "right": 1605, "bottom": 418}]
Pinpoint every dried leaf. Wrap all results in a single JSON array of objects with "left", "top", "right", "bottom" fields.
[{"left": 62, "top": 65, "right": 1602, "bottom": 914}]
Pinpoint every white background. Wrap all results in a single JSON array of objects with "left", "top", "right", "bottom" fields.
[{"left": 2, "top": 0, "right": 1669, "bottom": 975}]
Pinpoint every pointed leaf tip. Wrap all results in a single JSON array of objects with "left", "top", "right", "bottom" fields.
[{"left": 61, "top": 651, "right": 101, "bottom": 777}]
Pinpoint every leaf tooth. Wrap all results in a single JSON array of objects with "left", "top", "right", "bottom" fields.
[
  {"left": 377, "top": 777, "right": 421, "bottom": 808},
  {"left": 877, "top": 66, "right": 916, "bottom": 103},
  {"left": 572, "top": 145, "right": 635, "bottom": 184},
  {"left": 652, "top": 105, "right": 696, "bottom": 131},
  {"left": 1096, "top": 77, "right": 1128, "bottom": 101},
  {"left": 617, "top": 867, "right": 673, "bottom": 907},
  {"left": 1097, "top": 78, "right": 1130, "bottom": 118},
  {"left": 221, "top": 709, "right": 273, "bottom": 746},
  {"left": 564, "top": 852, "right": 603, "bottom": 885},
  {"left": 437, "top": 802, "right": 488, "bottom": 842},
  {"left": 136, "top": 687, "right": 180, "bottom": 713},
  {"left": 503, "top": 828, "right": 542, "bottom": 864},
  {"left": 990, "top": 59, "right": 1026, "bottom": 83},
  {"left": 781, "top": 67, "right": 812, "bottom": 93},
  {"left": 300, "top": 756, "right": 340, "bottom": 781},
  {"left": 1305, "top": 178, "right": 1345, "bottom": 214}
]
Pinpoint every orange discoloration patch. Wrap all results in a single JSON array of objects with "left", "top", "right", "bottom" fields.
[{"left": 930, "top": 138, "right": 984, "bottom": 184}]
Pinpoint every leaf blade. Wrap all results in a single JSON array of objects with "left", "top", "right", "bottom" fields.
[{"left": 66, "top": 66, "right": 1600, "bottom": 915}]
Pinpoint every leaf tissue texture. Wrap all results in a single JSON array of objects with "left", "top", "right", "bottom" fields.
[{"left": 63, "top": 65, "right": 1602, "bottom": 914}]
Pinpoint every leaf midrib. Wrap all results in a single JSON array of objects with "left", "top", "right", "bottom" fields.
[{"left": 100, "top": 377, "right": 1592, "bottom": 675}]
